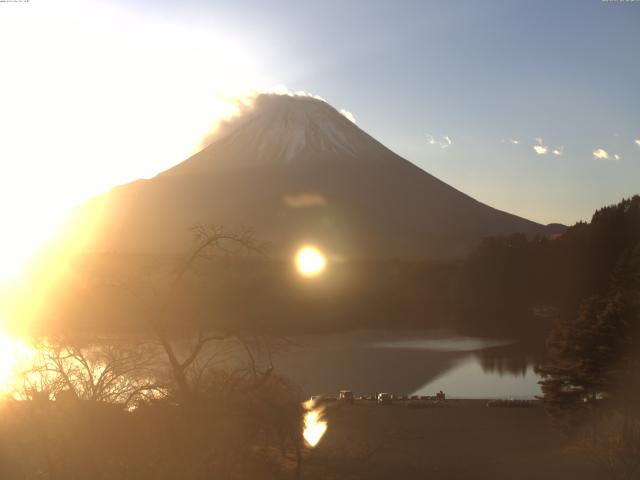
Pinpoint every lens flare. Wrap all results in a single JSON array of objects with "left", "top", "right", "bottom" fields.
[
  {"left": 295, "top": 246, "right": 327, "bottom": 277},
  {"left": 303, "top": 405, "right": 327, "bottom": 447}
]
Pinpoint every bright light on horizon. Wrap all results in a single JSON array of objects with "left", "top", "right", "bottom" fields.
[
  {"left": 0, "top": 331, "right": 36, "bottom": 394},
  {"left": 0, "top": 0, "right": 272, "bottom": 283}
]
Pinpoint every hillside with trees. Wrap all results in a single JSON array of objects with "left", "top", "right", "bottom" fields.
[
  {"left": 456, "top": 196, "right": 640, "bottom": 478},
  {"left": 455, "top": 196, "right": 640, "bottom": 339}
]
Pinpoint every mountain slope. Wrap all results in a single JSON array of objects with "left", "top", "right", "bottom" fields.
[{"left": 75, "top": 94, "right": 554, "bottom": 260}]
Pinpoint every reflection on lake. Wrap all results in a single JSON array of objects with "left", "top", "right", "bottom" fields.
[
  {"left": 371, "top": 336, "right": 513, "bottom": 352},
  {"left": 414, "top": 356, "right": 540, "bottom": 399},
  {"left": 0, "top": 329, "right": 542, "bottom": 400},
  {"left": 274, "top": 331, "right": 541, "bottom": 398}
]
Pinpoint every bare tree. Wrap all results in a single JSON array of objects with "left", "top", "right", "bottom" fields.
[
  {"left": 19, "top": 338, "right": 164, "bottom": 408},
  {"left": 147, "top": 224, "right": 268, "bottom": 401}
]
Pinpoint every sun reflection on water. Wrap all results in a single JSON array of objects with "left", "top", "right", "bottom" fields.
[{"left": 302, "top": 398, "right": 328, "bottom": 447}]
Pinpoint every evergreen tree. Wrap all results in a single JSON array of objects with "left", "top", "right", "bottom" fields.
[
  {"left": 537, "top": 243, "right": 639, "bottom": 432},
  {"left": 537, "top": 244, "right": 640, "bottom": 478}
]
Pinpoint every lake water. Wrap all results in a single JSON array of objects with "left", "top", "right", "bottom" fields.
[
  {"left": 274, "top": 331, "right": 542, "bottom": 399},
  {"left": 0, "top": 329, "right": 542, "bottom": 400},
  {"left": 412, "top": 356, "right": 540, "bottom": 399}
]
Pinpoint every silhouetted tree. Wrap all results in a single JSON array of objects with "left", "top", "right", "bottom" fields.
[
  {"left": 537, "top": 243, "right": 640, "bottom": 479},
  {"left": 19, "top": 338, "right": 163, "bottom": 407},
  {"left": 455, "top": 195, "right": 640, "bottom": 345},
  {"left": 147, "top": 224, "right": 267, "bottom": 401}
]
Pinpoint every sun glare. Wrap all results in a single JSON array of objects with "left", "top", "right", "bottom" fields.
[
  {"left": 303, "top": 406, "right": 328, "bottom": 447},
  {"left": 0, "top": 331, "right": 35, "bottom": 394},
  {"left": 0, "top": 0, "right": 267, "bottom": 285},
  {"left": 295, "top": 246, "right": 327, "bottom": 277}
]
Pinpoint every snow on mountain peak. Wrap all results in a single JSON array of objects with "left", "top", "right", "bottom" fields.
[
  {"left": 223, "top": 94, "right": 362, "bottom": 162},
  {"left": 161, "top": 93, "right": 370, "bottom": 176},
  {"left": 160, "top": 92, "right": 386, "bottom": 179}
]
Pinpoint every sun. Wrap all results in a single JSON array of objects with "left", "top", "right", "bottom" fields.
[
  {"left": 0, "top": 0, "right": 264, "bottom": 284},
  {"left": 295, "top": 246, "right": 327, "bottom": 277}
]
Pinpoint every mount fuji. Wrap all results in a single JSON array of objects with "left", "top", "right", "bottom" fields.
[{"left": 76, "top": 94, "right": 558, "bottom": 260}]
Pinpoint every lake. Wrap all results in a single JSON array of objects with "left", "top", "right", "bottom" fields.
[
  {"left": 274, "top": 330, "right": 542, "bottom": 399},
  {"left": 0, "top": 329, "right": 542, "bottom": 400}
]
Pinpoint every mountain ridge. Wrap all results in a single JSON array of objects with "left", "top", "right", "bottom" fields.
[{"left": 71, "top": 94, "right": 561, "bottom": 260}]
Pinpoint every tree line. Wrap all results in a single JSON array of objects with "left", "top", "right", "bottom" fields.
[{"left": 456, "top": 195, "right": 640, "bottom": 479}]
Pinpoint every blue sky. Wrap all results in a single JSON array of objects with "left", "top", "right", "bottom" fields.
[
  {"left": 2, "top": 0, "right": 638, "bottom": 228},
  {"left": 112, "top": 0, "right": 639, "bottom": 225}
]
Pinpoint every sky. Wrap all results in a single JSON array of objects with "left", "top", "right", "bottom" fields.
[{"left": 0, "top": 0, "right": 639, "bottom": 276}]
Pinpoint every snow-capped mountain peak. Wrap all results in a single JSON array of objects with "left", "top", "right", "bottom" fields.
[{"left": 164, "top": 94, "right": 368, "bottom": 175}]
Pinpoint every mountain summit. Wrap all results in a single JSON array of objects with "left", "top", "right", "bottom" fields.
[
  {"left": 164, "top": 95, "right": 364, "bottom": 173},
  {"left": 77, "top": 94, "right": 555, "bottom": 259}
]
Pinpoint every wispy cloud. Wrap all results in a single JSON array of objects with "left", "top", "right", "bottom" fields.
[
  {"left": 635, "top": 139, "right": 640, "bottom": 147},
  {"left": 592, "top": 148, "right": 622, "bottom": 161},
  {"left": 339, "top": 109, "right": 357, "bottom": 124},
  {"left": 426, "top": 133, "right": 452, "bottom": 149},
  {"left": 533, "top": 137, "right": 548, "bottom": 155},
  {"left": 532, "top": 137, "right": 565, "bottom": 157},
  {"left": 533, "top": 145, "right": 548, "bottom": 155},
  {"left": 509, "top": 138, "right": 520, "bottom": 145}
]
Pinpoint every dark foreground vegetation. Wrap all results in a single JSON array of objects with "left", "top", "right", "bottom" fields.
[
  {"left": 0, "top": 329, "right": 307, "bottom": 479},
  {"left": 0, "top": 375, "right": 303, "bottom": 480}
]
